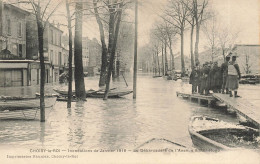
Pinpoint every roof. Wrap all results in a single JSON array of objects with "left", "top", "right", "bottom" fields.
[
  {"left": 47, "top": 22, "right": 64, "bottom": 33},
  {"left": 4, "top": 3, "right": 30, "bottom": 16},
  {"left": 234, "top": 44, "right": 260, "bottom": 47}
]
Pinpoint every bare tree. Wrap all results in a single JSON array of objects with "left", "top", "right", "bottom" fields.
[
  {"left": 164, "top": 0, "right": 190, "bottom": 76},
  {"left": 202, "top": 14, "right": 217, "bottom": 62},
  {"left": 243, "top": 54, "right": 251, "bottom": 74},
  {"left": 93, "top": 0, "right": 108, "bottom": 87},
  {"left": 185, "top": 2, "right": 196, "bottom": 69},
  {"left": 217, "top": 26, "right": 239, "bottom": 62},
  {"left": 65, "top": 0, "right": 73, "bottom": 107},
  {"left": 192, "top": 0, "right": 208, "bottom": 64},
  {"left": 153, "top": 21, "right": 177, "bottom": 74},
  {"left": 74, "top": 1, "right": 86, "bottom": 100},
  {"left": 18, "top": 0, "right": 62, "bottom": 122}
]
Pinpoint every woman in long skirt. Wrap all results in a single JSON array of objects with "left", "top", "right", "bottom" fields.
[{"left": 226, "top": 55, "right": 241, "bottom": 97}]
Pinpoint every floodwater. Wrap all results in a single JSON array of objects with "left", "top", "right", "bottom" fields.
[{"left": 0, "top": 73, "right": 259, "bottom": 151}]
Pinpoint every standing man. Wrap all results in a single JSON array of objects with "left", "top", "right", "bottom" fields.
[
  {"left": 204, "top": 62, "right": 211, "bottom": 95},
  {"left": 196, "top": 62, "right": 201, "bottom": 93},
  {"left": 226, "top": 54, "right": 241, "bottom": 97},
  {"left": 221, "top": 56, "right": 230, "bottom": 94},
  {"left": 189, "top": 66, "right": 199, "bottom": 93}
]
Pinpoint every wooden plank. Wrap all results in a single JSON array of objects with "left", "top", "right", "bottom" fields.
[
  {"left": 176, "top": 92, "right": 215, "bottom": 101},
  {"left": 212, "top": 93, "right": 260, "bottom": 127}
]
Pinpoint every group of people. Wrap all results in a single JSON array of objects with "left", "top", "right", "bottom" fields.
[{"left": 189, "top": 52, "right": 241, "bottom": 97}]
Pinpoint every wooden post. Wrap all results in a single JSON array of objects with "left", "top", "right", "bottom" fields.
[{"left": 133, "top": 0, "right": 138, "bottom": 99}]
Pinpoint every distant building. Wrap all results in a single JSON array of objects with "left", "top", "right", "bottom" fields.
[
  {"left": 82, "top": 37, "right": 101, "bottom": 76},
  {"left": 26, "top": 14, "right": 66, "bottom": 83},
  {"left": 233, "top": 44, "right": 260, "bottom": 75},
  {"left": 198, "top": 44, "right": 260, "bottom": 75}
]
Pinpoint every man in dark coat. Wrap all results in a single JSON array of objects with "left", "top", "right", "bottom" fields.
[
  {"left": 199, "top": 64, "right": 206, "bottom": 95},
  {"left": 196, "top": 62, "right": 201, "bottom": 93},
  {"left": 209, "top": 62, "right": 215, "bottom": 92},
  {"left": 200, "top": 63, "right": 210, "bottom": 95},
  {"left": 221, "top": 56, "right": 230, "bottom": 94},
  {"left": 204, "top": 62, "right": 211, "bottom": 95},
  {"left": 189, "top": 66, "right": 199, "bottom": 93},
  {"left": 213, "top": 62, "right": 222, "bottom": 93},
  {"left": 226, "top": 55, "right": 241, "bottom": 97}
]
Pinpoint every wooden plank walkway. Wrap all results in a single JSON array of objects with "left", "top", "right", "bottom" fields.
[
  {"left": 176, "top": 92, "right": 215, "bottom": 107},
  {"left": 212, "top": 93, "right": 260, "bottom": 129}
]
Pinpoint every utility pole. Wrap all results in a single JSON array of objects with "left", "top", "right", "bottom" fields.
[{"left": 133, "top": 0, "right": 138, "bottom": 99}]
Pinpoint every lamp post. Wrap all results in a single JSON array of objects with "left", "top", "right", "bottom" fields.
[{"left": 133, "top": 0, "right": 138, "bottom": 99}]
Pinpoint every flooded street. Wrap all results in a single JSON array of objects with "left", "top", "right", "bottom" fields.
[{"left": 0, "top": 73, "right": 259, "bottom": 151}]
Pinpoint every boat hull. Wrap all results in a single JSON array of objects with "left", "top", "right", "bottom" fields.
[
  {"left": 0, "top": 97, "right": 57, "bottom": 120},
  {"left": 188, "top": 116, "right": 259, "bottom": 151},
  {"left": 87, "top": 90, "right": 133, "bottom": 98},
  {"left": 54, "top": 89, "right": 133, "bottom": 98}
]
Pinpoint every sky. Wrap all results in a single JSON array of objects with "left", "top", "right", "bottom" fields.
[
  {"left": 4, "top": 0, "right": 259, "bottom": 55},
  {"left": 136, "top": 0, "right": 259, "bottom": 54}
]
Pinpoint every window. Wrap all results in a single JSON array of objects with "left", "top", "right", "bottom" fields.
[
  {"left": 53, "top": 31, "right": 56, "bottom": 45},
  {"left": 50, "top": 50, "right": 53, "bottom": 63},
  {"left": 19, "top": 44, "right": 23, "bottom": 57},
  {"left": 50, "top": 30, "right": 53, "bottom": 44},
  {"left": 7, "top": 19, "right": 11, "bottom": 35},
  {"left": 58, "top": 52, "right": 61, "bottom": 66},
  {"left": 59, "top": 34, "right": 62, "bottom": 46},
  {"left": 18, "top": 22, "right": 22, "bottom": 37}
]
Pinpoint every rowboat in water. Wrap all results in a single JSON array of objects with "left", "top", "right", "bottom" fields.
[
  {"left": 54, "top": 88, "right": 133, "bottom": 98},
  {"left": 0, "top": 96, "right": 57, "bottom": 120},
  {"left": 87, "top": 89, "right": 133, "bottom": 98},
  {"left": 134, "top": 138, "right": 187, "bottom": 152},
  {"left": 188, "top": 116, "right": 259, "bottom": 151}
]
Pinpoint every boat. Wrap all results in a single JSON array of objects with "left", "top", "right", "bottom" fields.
[
  {"left": 153, "top": 75, "right": 162, "bottom": 78},
  {"left": 0, "top": 96, "right": 57, "bottom": 120},
  {"left": 87, "top": 90, "right": 133, "bottom": 98},
  {"left": 188, "top": 116, "right": 259, "bottom": 151},
  {"left": 53, "top": 89, "right": 76, "bottom": 96},
  {"left": 134, "top": 138, "right": 187, "bottom": 152},
  {"left": 54, "top": 88, "right": 133, "bottom": 98}
]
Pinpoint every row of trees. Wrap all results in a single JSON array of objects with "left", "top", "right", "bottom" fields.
[{"left": 140, "top": 0, "right": 239, "bottom": 76}]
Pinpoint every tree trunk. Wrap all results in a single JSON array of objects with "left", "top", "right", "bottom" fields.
[
  {"left": 93, "top": 0, "right": 108, "bottom": 87},
  {"left": 66, "top": 0, "right": 73, "bottom": 108},
  {"left": 157, "top": 49, "right": 160, "bottom": 76},
  {"left": 104, "top": 5, "right": 122, "bottom": 100},
  {"left": 194, "top": 23, "right": 200, "bottom": 64},
  {"left": 180, "top": 30, "right": 185, "bottom": 76},
  {"left": 116, "top": 59, "right": 120, "bottom": 78},
  {"left": 36, "top": 20, "right": 45, "bottom": 122},
  {"left": 74, "top": 2, "right": 86, "bottom": 100},
  {"left": 164, "top": 41, "right": 168, "bottom": 75},
  {"left": 190, "top": 24, "right": 194, "bottom": 70},
  {"left": 161, "top": 43, "right": 164, "bottom": 76},
  {"left": 222, "top": 49, "right": 225, "bottom": 62},
  {"left": 211, "top": 47, "right": 214, "bottom": 62},
  {"left": 168, "top": 37, "right": 175, "bottom": 71},
  {"left": 112, "top": 59, "right": 116, "bottom": 79}
]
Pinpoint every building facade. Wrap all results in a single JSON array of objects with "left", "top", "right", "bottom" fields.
[
  {"left": 0, "top": 3, "right": 30, "bottom": 87},
  {"left": 82, "top": 37, "right": 101, "bottom": 76}
]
